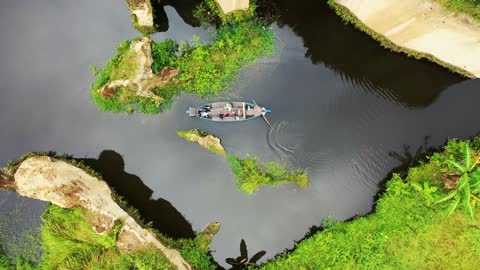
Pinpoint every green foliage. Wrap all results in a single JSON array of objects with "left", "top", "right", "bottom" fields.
[
  {"left": 151, "top": 40, "right": 178, "bottom": 74},
  {"left": 226, "top": 154, "right": 309, "bottom": 194},
  {"left": 260, "top": 138, "right": 480, "bottom": 269},
  {"left": 431, "top": 141, "right": 480, "bottom": 218},
  {"left": 178, "top": 19, "right": 274, "bottom": 97},
  {"left": 194, "top": 0, "right": 257, "bottom": 26},
  {"left": 438, "top": 0, "right": 480, "bottom": 21},
  {"left": 91, "top": 2, "right": 275, "bottom": 114},
  {"left": 38, "top": 204, "right": 173, "bottom": 270}
]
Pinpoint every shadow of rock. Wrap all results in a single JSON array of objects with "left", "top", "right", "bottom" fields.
[
  {"left": 81, "top": 150, "right": 195, "bottom": 239},
  {"left": 152, "top": 0, "right": 201, "bottom": 32},
  {"left": 258, "top": 0, "right": 465, "bottom": 108}
]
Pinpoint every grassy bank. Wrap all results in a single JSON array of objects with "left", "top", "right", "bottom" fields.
[
  {"left": 438, "top": 0, "right": 480, "bottom": 21},
  {"left": 259, "top": 138, "right": 480, "bottom": 269},
  {"left": 226, "top": 154, "right": 309, "bottom": 194},
  {"left": 177, "top": 129, "right": 225, "bottom": 155},
  {"left": 91, "top": 0, "right": 275, "bottom": 114},
  {"left": 327, "top": 0, "right": 476, "bottom": 78}
]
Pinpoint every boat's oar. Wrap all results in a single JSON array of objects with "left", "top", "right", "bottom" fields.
[{"left": 252, "top": 100, "right": 272, "bottom": 129}]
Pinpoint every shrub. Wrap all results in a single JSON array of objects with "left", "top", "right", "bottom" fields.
[{"left": 226, "top": 154, "right": 309, "bottom": 194}]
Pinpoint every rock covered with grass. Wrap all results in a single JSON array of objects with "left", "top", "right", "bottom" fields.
[
  {"left": 91, "top": 0, "right": 275, "bottom": 114},
  {"left": 12, "top": 156, "right": 193, "bottom": 270},
  {"left": 127, "top": 0, "right": 156, "bottom": 34},
  {"left": 177, "top": 129, "right": 225, "bottom": 155},
  {"left": 226, "top": 154, "right": 309, "bottom": 194}
]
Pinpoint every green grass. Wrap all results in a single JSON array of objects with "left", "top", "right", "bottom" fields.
[
  {"left": 177, "top": 129, "right": 225, "bottom": 155},
  {"left": 91, "top": 1, "right": 275, "bottom": 114},
  {"left": 438, "top": 0, "right": 480, "bottom": 21},
  {"left": 226, "top": 154, "right": 309, "bottom": 194},
  {"left": 259, "top": 138, "right": 480, "bottom": 269},
  {"left": 38, "top": 204, "right": 173, "bottom": 270},
  {"left": 327, "top": 0, "right": 476, "bottom": 78}
]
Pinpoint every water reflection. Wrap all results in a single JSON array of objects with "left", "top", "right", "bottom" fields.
[
  {"left": 80, "top": 150, "right": 196, "bottom": 239},
  {"left": 259, "top": 0, "right": 465, "bottom": 108}
]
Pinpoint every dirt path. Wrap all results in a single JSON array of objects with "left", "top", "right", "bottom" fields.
[{"left": 336, "top": 0, "right": 480, "bottom": 77}]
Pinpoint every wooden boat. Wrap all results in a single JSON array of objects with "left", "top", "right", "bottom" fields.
[{"left": 186, "top": 101, "right": 271, "bottom": 122}]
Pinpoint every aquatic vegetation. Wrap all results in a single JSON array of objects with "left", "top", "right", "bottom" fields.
[
  {"left": 91, "top": 1, "right": 275, "bottom": 114},
  {"left": 226, "top": 154, "right": 309, "bottom": 194},
  {"left": 259, "top": 138, "right": 480, "bottom": 269},
  {"left": 438, "top": 0, "right": 480, "bottom": 21},
  {"left": 177, "top": 129, "right": 225, "bottom": 155}
]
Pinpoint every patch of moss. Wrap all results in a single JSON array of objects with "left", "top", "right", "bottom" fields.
[{"left": 177, "top": 129, "right": 225, "bottom": 155}]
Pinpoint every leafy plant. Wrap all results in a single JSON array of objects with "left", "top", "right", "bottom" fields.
[
  {"left": 226, "top": 154, "right": 309, "bottom": 194},
  {"left": 225, "top": 239, "right": 266, "bottom": 269},
  {"left": 435, "top": 143, "right": 480, "bottom": 218}
]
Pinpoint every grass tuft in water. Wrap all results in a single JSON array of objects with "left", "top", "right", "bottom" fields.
[{"left": 226, "top": 154, "right": 309, "bottom": 194}]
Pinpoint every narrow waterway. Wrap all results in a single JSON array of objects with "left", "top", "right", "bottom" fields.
[{"left": 0, "top": 0, "right": 479, "bottom": 266}]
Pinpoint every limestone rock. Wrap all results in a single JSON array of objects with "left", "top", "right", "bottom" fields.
[
  {"left": 127, "top": 0, "right": 154, "bottom": 30},
  {"left": 99, "top": 36, "right": 180, "bottom": 101},
  {"left": 14, "top": 156, "right": 192, "bottom": 270},
  {"left": 215, "top": 0, "right": 250, "bottom": 14}
]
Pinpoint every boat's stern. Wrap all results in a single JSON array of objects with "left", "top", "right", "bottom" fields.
[{"left": 186, "top": 107, "right": 197, "bottom": 117}]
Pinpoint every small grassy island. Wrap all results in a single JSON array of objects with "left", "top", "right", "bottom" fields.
[
  {"left": 227, "top": 154, "right": 310, "bottom": 194},
  {"left": 260, "top": 138, "right": 480, "bottom": 269},
  {"left": 91, "top": 0, "right": 274, "bottom": 114},
  {"left": 177, "top": 129, "right": 225, "bottom": 155}
]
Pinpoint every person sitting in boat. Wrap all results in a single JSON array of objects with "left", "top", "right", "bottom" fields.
[
  {"left": 200, "top": 111, "right": 210, "bottom": 118},
  {"left": 225, "top": 102, "right": 233, "bottom": 112}
]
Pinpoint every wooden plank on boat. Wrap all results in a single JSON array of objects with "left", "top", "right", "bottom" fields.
[
  {"left": 242, "top": 102, "right": 246, "bottom": 119},
  {"left": 189, "top": 107, "right": 197, "bottom": 117}
]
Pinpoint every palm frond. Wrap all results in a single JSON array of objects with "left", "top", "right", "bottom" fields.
[
  {"left": 464, "top": 143, "right": 472, "bottom": 170},
  {"left": 446, "top": 194, "right": 461, "bottom": 217},
  {"left": 446, "top": 160, "right": 466, "bottom": 174},
  {"left": 240, "top": 239, "right": 247, "bottom": 259},
  {"left": 435, "top": 190, "right": 458, "bottom": 204},
  {"left": 457, "top": 174, "right": 469, "bottom": 189},
  {"left": 462, "top": 181, "right": 473, "bottom": 217}
]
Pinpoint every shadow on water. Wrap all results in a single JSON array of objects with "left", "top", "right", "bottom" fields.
[
  {"left": 258, "top": 0, "right": 465, "bottom": 108},
  {"left": 80, "top": 150, "right": 195, "bottom": 240},
  {"left": 152, "top": 0, "right": 201, "bottom": 32}
]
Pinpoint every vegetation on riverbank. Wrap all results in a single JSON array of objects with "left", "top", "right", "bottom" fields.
[
  {"left": 177, "top": 129, "right": 225, "bottom": 155},
  {"left": 2, "top": 153, "right": 217, "bottom": 269},
  {"left": 438, "top": 0, "right": 480, "bottom": 21},
  {"left": 259, "top": 138, "right": 480, "bottom": 269},
  {"left": 327, "top": 0, "right": 476, "bottom": 78},
  {"left": 226, "top": 154, "right": 309, "bottom": 194},
  {"left": 91, "top": 0, "right": 275, "bottom": 114}
]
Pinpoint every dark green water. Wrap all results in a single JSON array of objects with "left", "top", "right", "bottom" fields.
[{"left": 0, "top": 0, "right": 479, "bottom": 266}]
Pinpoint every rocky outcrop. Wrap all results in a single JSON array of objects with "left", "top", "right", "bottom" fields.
[
  {"left": 215, "top": 0, "right": 250, "bottom": 14},
  {"left": 99, "top": 37, "right": 180, "bottom": 101},
  {"left": 127, "top": 0, "right": 155, "bottom": 32},
  {"left": 178, "top": 130, "right": 225, "bottom": 155},
  {"left": 196, "top": 222, "right": 221, "bottom": 252},
  {"left": 333, "top": 0, "right": 480, "bottom": 78},
  {"left": 13, "top": 156, "right": 192, "bottom": 270}
]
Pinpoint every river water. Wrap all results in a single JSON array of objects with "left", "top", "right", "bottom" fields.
[{"left": 0, "top": 0, "right": 479, "bottom": 266}]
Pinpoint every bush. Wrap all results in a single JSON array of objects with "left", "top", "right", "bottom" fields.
[
  {"left": 260, "top": 138, "right": 480, "bottom": 269},
  {"left": 226, "top": 154, "right": 309, "bottom": 194}
]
